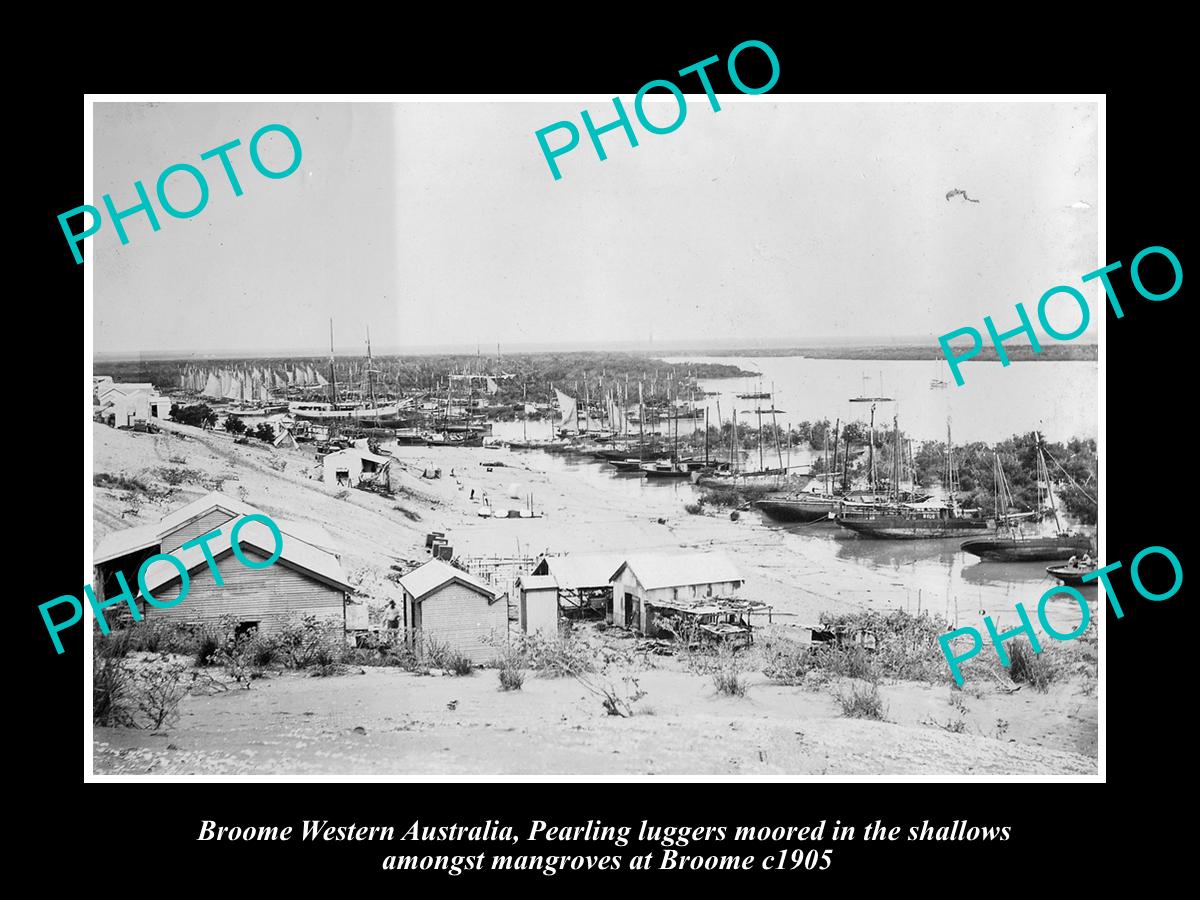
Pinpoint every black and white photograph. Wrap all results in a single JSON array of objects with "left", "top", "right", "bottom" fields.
[{"left": 86, "top": 97, "right": 1100, "bottom": 778}]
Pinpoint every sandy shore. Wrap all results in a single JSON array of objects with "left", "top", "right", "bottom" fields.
[{"left": 91, "top": 423, "right": 1098, "bottom": 775}]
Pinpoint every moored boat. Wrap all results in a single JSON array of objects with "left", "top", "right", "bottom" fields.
[
  {"left": 754, "top": 494, "right": 839, "bottom": 522},
  {"left": 1046, "top": 563, "right": 1091, "bottom": 586},
  {"left": 962, "top": 534, "right": 1093, "bottom": 561}
]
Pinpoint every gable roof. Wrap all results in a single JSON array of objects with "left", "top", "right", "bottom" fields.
[
  {"left": 323, "top": 447, "right": 391, "bottom": 466},
  {"left": 398, "top": 559, "right": 498, "bottom": 603},
  {"left": 519, "top": 574, "right": 558, "bottom": 590},
  {"left": 533, "top": 553, "right": 627, "bottom": 590},
  {"left": 139, "top": 517, "right": 352, "bottom": 595},
  {"left": 93, "top": 492, "right": 340, "bottom": 565},
  {"left": 609, "top": 552, "right": 744, "bottom": 590},
  {"left": 93, "top": 491, "right": 260, "bottom": 564}
]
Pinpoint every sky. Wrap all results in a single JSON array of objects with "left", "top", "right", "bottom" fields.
[{"left": 93, "top": 100, "right": 1098, "bottom": 356}]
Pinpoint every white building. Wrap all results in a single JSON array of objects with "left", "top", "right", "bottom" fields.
[
  {"left": 94, "top": 379, "right": 171, "bottom": 427},
  {"left": 608, "top": 552, "right": 745, "bottom": 633}
]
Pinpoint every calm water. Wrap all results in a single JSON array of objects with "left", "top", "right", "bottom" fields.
[{"left": 660, "top": 356, "right": 1097, "bottom": 444}]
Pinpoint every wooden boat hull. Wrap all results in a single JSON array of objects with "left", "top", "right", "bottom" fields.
[
  {"left": 754, "top": 497, "right": 838, "bottom": 522},
  {"left": 643, "top": 468, "right": 692, "bottom": 479},
  {"left": 1046, "top": 564, "right": 1090, "bottom": 586},
  {"left": 836, "top": 515, "right": 991, "bottom": 539},
  {"left": 961, "top": 535, "right": 1093, "bottom": 561}
]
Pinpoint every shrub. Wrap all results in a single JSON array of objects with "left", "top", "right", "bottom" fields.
[
  {"left": 423, "top": 636, "right": 453, "bottom": 668},
  {"left": 195, "top": 630, "right": 222, "bottom": 667},
  {"left": 817, "top": 610, "right": 950, "bottom": 683},
  {"left": 93, "top": 472, "right": 151, "bottom": 494},
  {"left": 129, "top": 659, "right": 194, "bottom": 728},
  {"left": 711, "top": 644, "right": 748, "bottom": 697},
  {"left": 94, "top": 654, "right": 132, "bottom": 726},
  {"left": 248, "top": 638, "right": 279, "bottom": 669},
  {"left": 684, "top": 502, "right": 703, "bottom": 515},
  {"left": 498, "top": 663, "right": 525, "bottom": 691},
  {"left": 446, "top": 652, "right": 474, "bottom": 676},
  {"left": 598, "top": 675, "right": 647, "bottom": 717},
  {"left": 496, "top": 645, "right": 526, "bottom": 691},
  {"left": 1007, "top": 640, "right": 1054, "bottom": 692},
  {"left": 713, "top": 669, "right": 747, "bottom": 697},
  {"left": 838, "top": 682, "right": 888, "bottom": 720},
  {"left": 274, "top": 614, "right": 345, "bottom": 670},
  {"left": 93, "top": 635, "right": 196, "bottom": 730}
]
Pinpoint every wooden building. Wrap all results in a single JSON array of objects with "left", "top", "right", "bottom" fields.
[
  {"left": 531, "top": 552, "right": 625, "bottom": 621},
  {"left": 92, "top": 491, "right": 363, "bottom": 636},
  {"left": 321, "top": 447, "right": 392, "bottom": 488},
  {"left": 608, "top": 552, "right": 745, "bottom": 633},
  {"left": 94, "top": 379, "right": 170, "bottom": 427},
  {"left": 397, "top": 559, "right": 508, "bottom": 664},
  {"left": 517, "top": 574, "right": 559, "bottom": 638}
]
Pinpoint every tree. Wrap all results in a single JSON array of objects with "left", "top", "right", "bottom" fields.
[
  {"left": 170, "top": 403, "right": 218, "bottom": 429},
  {"left": 223, "top": 415, "right": 246, "bottom": 435},
  {"left": 253, "top": 422, "right": 276, "bottom": 443}
]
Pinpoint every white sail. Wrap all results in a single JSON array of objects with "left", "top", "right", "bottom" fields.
[
  {"left": 224, "top": 377, "right": 242, "bottom": 401},
  {"left": 202, "top": 372, "right": 222, "bottom": 398},
  {"left": 315, "top": 367, "right": 329, "bottom": 387},
  {"left": 486, "top": 376, "right": 499, "bottom": 395},
  {"left": 555, "top": 388, "right": 578, "bottom": 432}
]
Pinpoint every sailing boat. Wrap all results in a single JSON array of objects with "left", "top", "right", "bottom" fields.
[
  {"left": 755, "top": 419, "right": 844, "bottom": 522},
  {"left": 930, "top": 356, "right": 948, "bottom": 389},
  {"left": 836, "top": 417, "right": 991, "bottom": 538},
  {"left": 289, "top": 322, "right": 405, "bottom": 422},
  {"left": 960, "top": 434, "right": 1093, "bottom": 560}
]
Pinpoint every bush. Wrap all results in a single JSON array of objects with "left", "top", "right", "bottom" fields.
[
  {"left": 711, "top": 644, "right": 747, "bottom": 697},
  {"left": 510, "top": 630, "right": 596, "bottom": 677},
  {"left": 93, "top": 636, "right": 195, "bottom": 730},
  {"left": 94, "top": 655, "right": 131, "bottom": 726},
  {"left": 1007, "top": 640, "right": 1054, "bottom": 692},
  {"left": 423, "top": 636, "right": 453, "bottom": 668},
  {"left": 713, "top": 669, "right": 747, "bottom": 697},
  {"left": 684, "top": 502, "right": 703, "bottom": 515},
  {"left": 446, "top": 652, "right": 474, "bottom": 676},
  {"left": 93, "top": 472, "right": 151, "bottom": 494},
  {"left": 498, "top": 663, "right": 526, "bottom": 691},
  {"left": 496, "top": 645, "right": 526, "bottom": 691},
  {"left": 838, "top": 682, "right": 888, "bottom": 720},
  {"left": 274, "top": 614, "right": 345, "bottom": 670},
  {"left": 195, "top": 630, "right": 222, "bottom": 667}
]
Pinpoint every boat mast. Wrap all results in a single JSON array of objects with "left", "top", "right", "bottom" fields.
[
  {"left": 868, "top": 403, "right": 877, "bottom": 492},
  {"left": 328, "top": 319, "right": 338, "bottom": 405},
  {"left": 757, "top": 405, "right": 764, "bottom": 472},
  {"left": 638, "top": 381, "right": 646, "bottom": 459},
  {"left": 771, "top": 402, "right": 783, "bottom": 473},
  {"left": 893, "top": 414, "right": 900, "bottom": 503},
  {"left": 731, "top": 405, "right": 737, "bottom": 476},
  {"left": 831, "top": 418, "right": 840, "bottom": 497},
  {"left": 1037, "top": 432, "right": 1063, "bottom": 533},
  {"left": 704, "top": 406, "right": 710, "bottom": 465},
  {"left": 365, "top": 326, "right": 376, "bottom": 409},
  {"left": 823, "top": 426, "right": 830, "bottom": 494}
]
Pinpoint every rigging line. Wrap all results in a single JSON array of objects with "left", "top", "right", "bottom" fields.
[{"left": 1044, "top": 448, "right": 1099, "bottom": 506}]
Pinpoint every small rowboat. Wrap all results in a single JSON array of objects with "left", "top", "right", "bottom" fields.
[{"left": 1046, "top": 563, "right": 1092, "bottom": 586}]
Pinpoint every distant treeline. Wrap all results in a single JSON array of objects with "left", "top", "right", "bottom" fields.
[
  {"left": 671, "top": 344, "right": 1098, "bottom": 362},
  {"left": 96, "top": 351, "right": 758, "bottom": 405}
]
